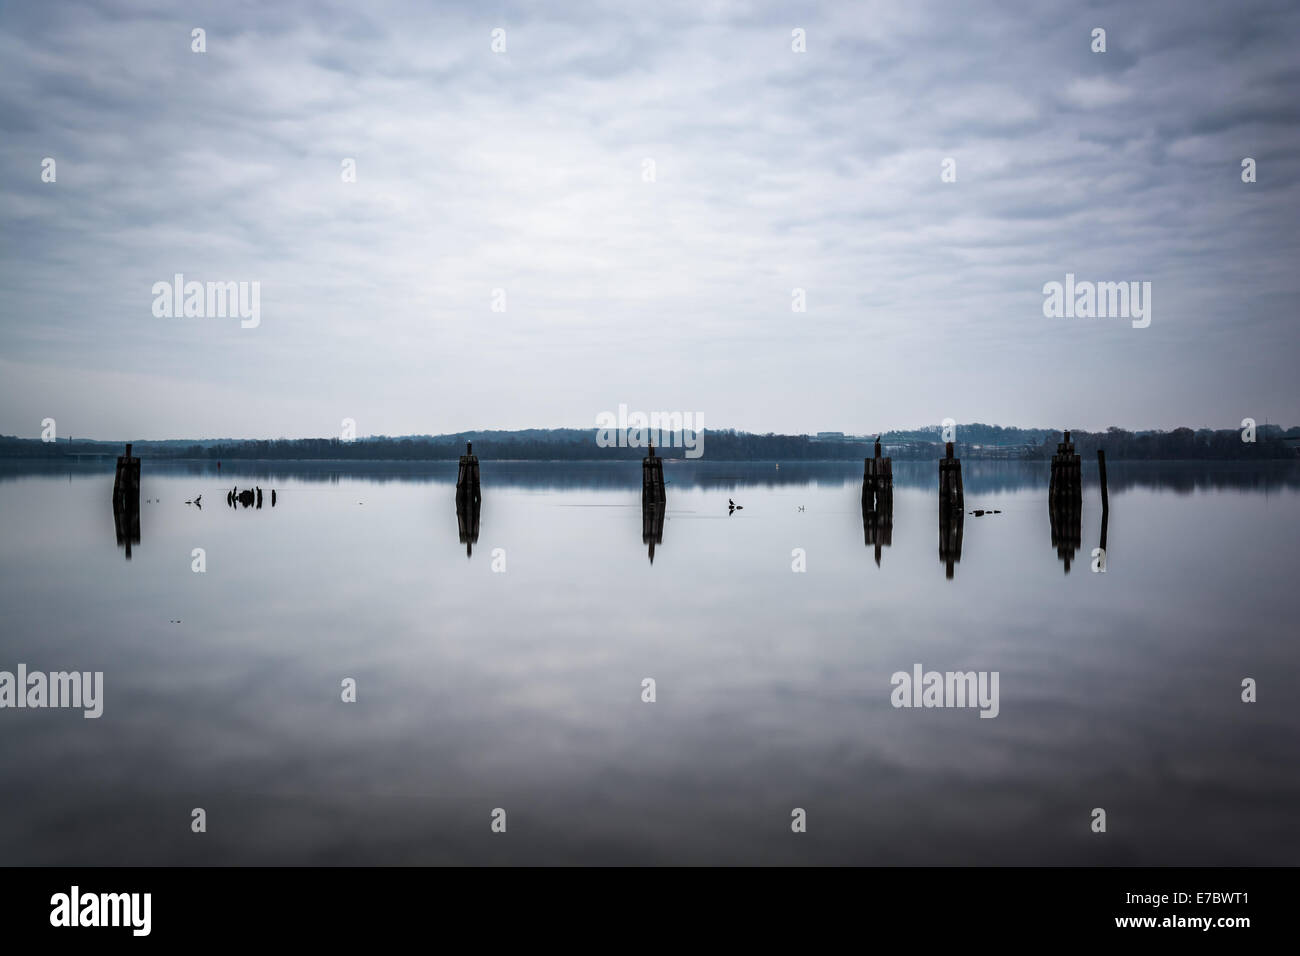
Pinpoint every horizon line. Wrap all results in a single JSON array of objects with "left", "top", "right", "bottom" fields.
[{"left": 4, "top": 421, "right": 1296, "bottom": 445}]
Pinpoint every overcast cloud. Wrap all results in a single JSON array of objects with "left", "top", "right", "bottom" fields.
[{"left": 1, "top": 0, "right": 1297, "bottom": 439}]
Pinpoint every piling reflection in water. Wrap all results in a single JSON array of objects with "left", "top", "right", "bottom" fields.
[
  {"left": 863, "top": 503, "right": 893, "bottom": 566},
  {"left": 1049, "top": 503, "right": 1082, "bottom": 571},
  {"left": 938, "top": 504, "right": 963, "bottom": 579},
  {"left": 456, "top": 495, "right": 481, "bottom": 558},
  {"left": 112, "top": 497, "right": 140, "bottom": 559},
  {"left": 642, "top": 498, "right": 665, "bottom": 563},
  {"left": 226, "top": 486, "right": 276, "bottom": 509}
]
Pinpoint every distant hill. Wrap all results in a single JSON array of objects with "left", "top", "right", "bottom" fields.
[{"left": 1, "top": 424, "right": 1296, "bottom": 461}]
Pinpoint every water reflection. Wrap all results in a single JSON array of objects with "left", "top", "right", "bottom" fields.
[
  {"left": 3, "top": 457, "right": 1299, "bottom": 866},
  {"left": 111, "top": 496, "right": 140, "bottom": 559},
  {"left": 642, "top": 498, "right": 665, "bottom": 563},
  {"left": 938, "top": 503, "right": 964, "bottom": 579},
  {"left": 456, "top": 495, "right": 481, "bottom": 558},
  {"left": 9, "top": 458, "right": 1300, "bottom": 494},
  {"left": 863, "top": 502, "right": 893, "bottom": 566},
  {"left": 1049, "top": 500, "right": 1082, "bottom": 572},
  {"left": 226, "top": 486, "right": 271, "bottom": 508}
]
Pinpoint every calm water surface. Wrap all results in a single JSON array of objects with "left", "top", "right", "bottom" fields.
[{"left": 0, "top": 458, "right": 1297, "bottom": 864}]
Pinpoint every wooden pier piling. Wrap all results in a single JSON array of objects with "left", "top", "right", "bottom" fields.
[
  {"left": 862, "top": 437, "right": 894, "bottom": 565},
  {"left": 1048, "top": 431, "right": 1082, "bottom": 572},
  {"left": 111, "top": 442, "right": 140, "bottom": 506},
  {"left": 642, "top": 443, "right": 666, "bottom": 504},
  {"left": 1097, "top": 449, "right": 1109, "bottom": 513},
  {"left": 862, "top": 436, "right": 893, "bottom": 510},
  {"left": 938, "top": 441, "right": 963, "bottom": 511},
  {"left": 937, "top": 442, "right": 964, "bottom": 579},
  {"left": 1048, "top": 430, "right": 1082, "bottom": 507},
  {"left": 456, "top": 441, "right": 481, "bottom": 505},
  {"left": 111, "top": 443, "right": 140, "bottom": 559}
]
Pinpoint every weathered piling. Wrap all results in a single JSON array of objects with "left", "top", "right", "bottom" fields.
[
  {"left": 111, "top": 443, "right": 141, "bottom": 559},
  {"left": 862, "top": 436, "right": 893, "bottom": 510},
  {"left": 1047, "top": 431, "right": 1082, "bottom": 572},
  {"left": 111, "top": 442, "right": 140, "bottom": 506},
  {"left": 1048, "top": 430, "right": 1082, "bottom": 507},
  {"left": 1097, "top": 449, "right": 1109, "bottom": 513},
  {"left": 936, "top": 442, "right": 964, "bottom": 579},
  {"left": 456, "top": 441, "right": 481, "bottom": 506},
  {"left": 938, "top": 441, "right": 963, "bottom": 511},
  {"left": 642, "top": 498, "right": 665, "bottom": 563},
  {"left": 862, "top": 437, "right": 894, "bottom": 566},
  {"left": 642, "top": 443, "right": 666, "bottom": 504}
]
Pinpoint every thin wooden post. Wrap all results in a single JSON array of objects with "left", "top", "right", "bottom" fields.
[
  {"left": 111, "top": 442, "right": 140, "bottom": 559},
  {"left": 1097, "top": 449, "right": 1109, "bottom": 512},
  {"left": 1097, "top": 449, "right": 1109, "bottom": 553}
]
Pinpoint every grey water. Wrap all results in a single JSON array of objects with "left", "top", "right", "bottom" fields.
[{"left": 0, "top": 458, "right": 1297, "bottom": 865}]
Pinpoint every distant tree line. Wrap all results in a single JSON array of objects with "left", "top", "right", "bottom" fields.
[
  {"left": 0, "top": 425, "right": 1294, "bottom": 461},
  {"left": 1027, "top": 426, "right": 1296, "bottom": 461}
]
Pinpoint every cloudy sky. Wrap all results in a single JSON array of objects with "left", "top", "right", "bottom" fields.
[{"left": 1, "top": 0, "right": 1297, "bottom": 440}]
